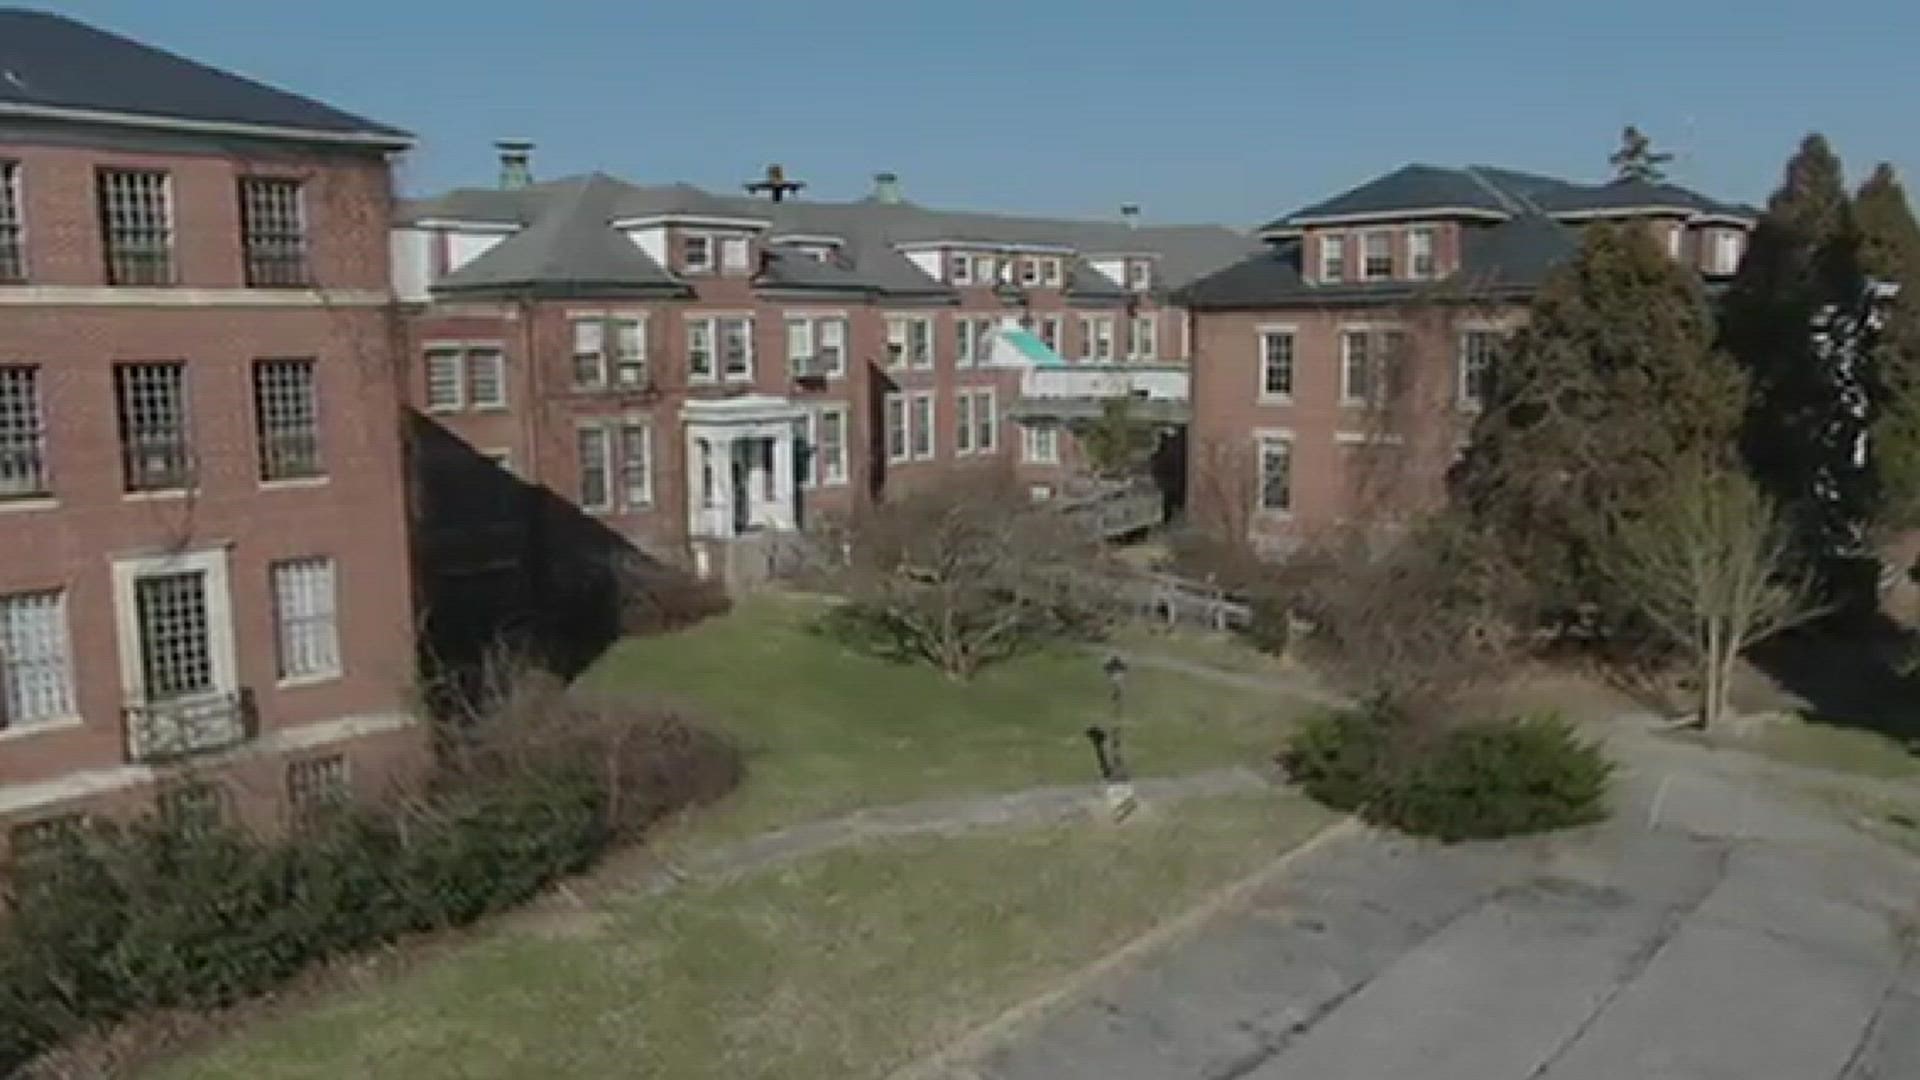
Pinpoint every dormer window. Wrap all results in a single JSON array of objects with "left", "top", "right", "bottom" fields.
[
  {"left": 1362, "top": 232, "right": 1393, "bottom": 280},
  {"left": 951, "top": 254, "right": 973, "bottom": 285},
  {"left": 1408, "top": 228, "right": 1436, "bottom": 280},
  {"left": 1019, "top": 258, "right": 1040, "bottom": 286},
  {"left": 1127, "top": 260, "right": 1152, "bottom": 291},
  {"left": 682, "top": 233, "right": 713, "bottom": 273},
  {"left": 1710, "top": 230, "right": 1744, "bottom": 275},
  {"left": 973, "top": 254, "right": 996, "bottom": 283},
  {"left": 1040, "top": 257, "right": 1061, "bottom": 287},
  {"left": 1320, "top": 235, "right": 1346, "bottom": 282},
  {"left": 721, "top": 236, "right": 751, "bottom": 274}
]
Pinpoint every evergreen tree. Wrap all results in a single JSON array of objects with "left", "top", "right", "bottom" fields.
[
  {"left": 1455, "top": 221, "right": 1746, "bottom": 616},
  {"left": 1609, "top": 125, "right": 1675, "bottom": 184},
  {"left": 1853, "top": 165, "right": 1920, "bottom": 615},
  {"left": 1721, "top": 134, "right": 1866, "bottom": 558},
  {"left": 1855, "top": 164, "right": 1920, "bottom": 285}
]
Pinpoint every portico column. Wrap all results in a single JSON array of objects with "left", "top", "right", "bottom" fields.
[
  {"left": 711, "top": 434, "right": 736, "bottom": 538},
  {"left": 771, "top": 428, "right": 797, "bottom": 531}
]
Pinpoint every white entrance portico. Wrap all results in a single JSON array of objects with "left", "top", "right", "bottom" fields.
[{"left": 684, "top": 394, "right": 806, "bottom": 542}]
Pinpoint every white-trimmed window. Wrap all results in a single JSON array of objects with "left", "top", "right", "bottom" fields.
[
  {"left": 886, "top": 314, "right": 933, "bottom": 370},
  {"left": 0, "top": 365, "right": 48, "bottom": 499},
  {"left": 909, "top": 391, "right": 934, "bottom": 460},
  {"left": 1667, "top": 226, "right": 1684, "bottom": 260},
  {"left": 577, "top": 426, "right": 611, "bottom": 511},
  {"left": 687, "top": 318, "right": 715, "bottom": 381},
  {"left": 786, "top": 315, "right": 847, "bottom": 378},
  {"left": 254, "top": 358, "right": 322, "bottom": 481},
  {"left": 0, "top": 589, "right": 75, "bottom": 729},
  {"left": 1258, "top": 436, "right": 1292, "bottom": 513},
  {"left": 271, "top": 557, "right": 339, "bottom": 682},
  {"left": 114, "top": 361, "right": 191, "bottom": 492},
  {"left": 1260, "top": 330, "right": 1295, "bottom": 400},
  {"left": 800, "top": 405, "right": 848, "bottom": 487},
  {"left": 1711, "top": 230, "right": 1744, "bottom": 275},
  {"left": 681, "top": 233, "right": 713, "bottom": 273},
  {"left": 884, "top": 392, "right": 908, "bottom": 462},
  {"left": 619, "top": 420, "right": 652, "bottom": 508},
  {"left": 1339, "top": 331, "right": 1373, "bottom": 405},
  {"left": 1079, "top": 315, "right": 1115, "bottom": 361},
  {"left": 1039, "top": 314, "right": 1063, "bottom": 353},
  {"left": 239, "top": 177, "right": 308, "bottom": 287},
  {"left": 721, "top": 236, "right": 752, "bottom": 274},
  {"left": 955, "top": 389, "right": 995, "bottom": 456},
  {"left": 288, "top": 754, "right": 349, "bottom": 819},
  {"left": 1319, "top": 234, "right": 1346, "bottom": 282},
  {"left": 1022, "top": 423, "right": 1059, "bottom": 464},
  {"left": 571, "top": 318, "right": 608, "bottom": 389},
  {"left": 951, "top": 253, "right": 973, "bottom": 286},
  {"left": 467, "top": 348, "right": 505, "bottom": 409},
  {"left": 611, "top": 317, "right": 647, "bottom": 387},
  {"left": 112, "top": 548, "right": 239, "bottom": 755},
  {"left": 1362, "top": 232, "right": 1393, "bottom": 280},
  {"left": 133, "top": 571, "right": 215, "bottom": 700},
  {"left": 1040, "top": 257, "right": 1062, "bottom": 287},
  {"left": 425, "top": 349, "right": 462, "bottom": 411},
  {"left": 720, "top": 316, "right": 754, "bottom": 380},
  {"left": 1, "top": 160, "right": 26, "bottom": 282},
  {"left": 956, "top": 392, "right": 975, "bottom": 455},
  {"left": 422, "top": 346, "right": 504, "bottom": 412},
  {"left": 1128, "top": 315, "right": 1157, "bottom": 360},
  {"left": 1408, "top": 227, "right": 1436, "bottom": 280},
  {"left": 1019, "top": 258, "right": 1040, "bottom": 286},
  {"left": 973, "top": 255, "right": 997, "bottom": 284},
  {"left": 98, "top": 168, "right": 173, "bottom": 285},
  {"left": 1459, "top": 330, "right": 1498, "bottom": 408},
  {"left": 956, "top": 316, "right": 995, "bottom": 367},
  {"left": 1127, "top": 259, "right": 1152, "bottom": 291}
]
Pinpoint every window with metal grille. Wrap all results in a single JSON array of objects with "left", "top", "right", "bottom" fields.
[
  {"left": 114, "top": 362, "right": 191, "bottom": 491},
  {"left": 578, "top": 426, "right": 611, "bottom": 510},
  {"left": 0, "top": 161, "right": 23, "bottom": 281},
  {"left": 0, "top": 589, "right": 74, "bottom": 729},
  {"left": 619, "top": 422, "right": 651, "bottom": 508},
  {"left": 1259, "top": 437, "right": 1292, "bottom": 512},
  {"left": 134, "top": 571, "right": 212, "bottom": 701},
  {"left": 160, "top": 781, "right": 227, "bottom": 835},
  {"left": 0, "top": 365, "right": 48, "bottom": 498},
  {"left": 287, "top": 754, "right": 349, "bottom": 820},
  {"left": 1261, "top": 331, "right": 1295, "bottom": 399},
  {"left": 467, "top": 348, "right": 505, "bottom": 408},
  {"left": 424, "top": 349, "right": 463, "bottom": 410},
  {"left": 271, "top": 557, "right": 339, "bottom": 680},
  {"left": 254, "top": 359, "right": 322, "bottom": 481},
  {"left": 98, "top": 169, "right": 173, "bottom": 285},
  {"left": 239, "top": 177, "right": 308, "bottom": 286}
]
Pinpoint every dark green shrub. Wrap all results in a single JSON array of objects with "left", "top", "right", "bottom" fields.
[
  {"left": 1241, "top": 592, "right": 1293, "bottom": 656},
  {"left": 1280, "top": 707, "right": 1611, "bottom": 842},
  {"left": 1373, "top": 715, "right": 1612, "bottom": 842}
]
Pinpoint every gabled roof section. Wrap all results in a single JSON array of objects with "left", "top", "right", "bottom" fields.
[
  {"left": 435, "top": 175, "right": 686, "bottom": 297},
  {"left": 0, "top": 9, "right": 409, "bottom": 147},
  {"left": 1266, "top": 165, "right": 1517, "bottom": 230}
]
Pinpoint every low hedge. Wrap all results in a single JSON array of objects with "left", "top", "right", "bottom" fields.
[
  {"left": 1280, "top": 705, "right": 1612, "bottom": 842},
  {"left": 0, "top": 701, "right": 740, "bottom": 1075}
]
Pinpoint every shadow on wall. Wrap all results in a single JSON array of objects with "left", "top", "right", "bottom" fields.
[{"left": 405, "top": 412, "right": 727, "bottom": 711}]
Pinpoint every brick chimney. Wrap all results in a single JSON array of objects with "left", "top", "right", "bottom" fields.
[{"left": 495, "top": 139, "right": 534, "bottom": 190}]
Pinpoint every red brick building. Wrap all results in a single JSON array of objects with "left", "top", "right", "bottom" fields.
[
  {"left": 0, "top": 11, "right": 422, "bottom": 849},
  {"left": 393, "top": 152, "right": 1249, "bottom": 601},
  {"left": 1177, "top": 164, "right": 1756, "bottom": 550}
]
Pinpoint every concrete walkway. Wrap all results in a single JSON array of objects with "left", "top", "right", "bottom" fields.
[{"left": 943, "top": 722, "right": 1920, "bottom": 1080}]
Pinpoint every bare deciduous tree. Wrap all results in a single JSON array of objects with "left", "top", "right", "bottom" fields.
[
  {"left": 1604, "top": 456, "right": 1826, "bottom": 728},
  {"left": 835, "top": 474, "right": 1108, "bottom": 679}
]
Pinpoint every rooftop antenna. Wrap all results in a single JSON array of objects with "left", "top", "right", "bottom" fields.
[{"left": 745, "top": 163, "right": 806, "bottom": 203}]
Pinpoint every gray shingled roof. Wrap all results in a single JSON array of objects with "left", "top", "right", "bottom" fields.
[
  {"left": 400, "top": 174, "right": 1256, "bottom": 300},
  {"left": 1262, "top": 163, "right": 1753, "bottom": 231},
  {"left": 0, "top": 9, "right": 408, "bottom": 144},
  {"left": 1177, "top": 213, "right": 1579, "bottom": 310},
  {"left": 436, "top": 175, "right": 686, "bottom": 296}
]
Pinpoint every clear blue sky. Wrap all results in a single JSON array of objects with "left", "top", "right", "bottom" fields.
[{"left": 38, "top": 0, "right": 1920, "bottom": 226}]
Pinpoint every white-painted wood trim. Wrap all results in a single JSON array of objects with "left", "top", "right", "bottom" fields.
[
  {"left": 109, "top": 547, "right": 236, "bottom": 706},
  {"left": 0, "top": 286, "right": 393, "bottom": 307}
]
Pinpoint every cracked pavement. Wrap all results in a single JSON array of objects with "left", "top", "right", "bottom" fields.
[{"left": 960, "top": 728, "right": 1920, "bottom": 1080}]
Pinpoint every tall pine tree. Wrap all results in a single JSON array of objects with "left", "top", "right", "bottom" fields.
[
  {"left": 1455, "top": 221, "right": 1746, "bottom": 615},
  {"left": 1721, "top": 134, "right": 1866, "bottom": 559},
  {"left": 1853, "top": 165, "right": 1920, "bottom": 617}
]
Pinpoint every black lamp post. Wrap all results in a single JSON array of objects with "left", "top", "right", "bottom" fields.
[{"left": 1085, "top": 654, "right": 1132, "bottom": 784}]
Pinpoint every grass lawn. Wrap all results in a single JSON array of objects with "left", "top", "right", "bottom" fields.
[
  {"left": 1681, "top": 715, "right": 1920, "bottom": 781},
  {"left": 1109, "top": 621, "right": 1293, "bottom": 679},
  {"left": 161, "top": 791, "right": 1334, "bottom": 1080},
  {"left": 577, "top": 594, "right": 1305, "bottom": 842}
]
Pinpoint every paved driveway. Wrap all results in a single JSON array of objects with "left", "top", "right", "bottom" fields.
[{"left": 965, "top": 728, "right": 1920, "bottom": 1080}]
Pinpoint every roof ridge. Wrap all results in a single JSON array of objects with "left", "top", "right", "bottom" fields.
[{"left": 1461, "top": 166, "right": 1532, "bottom": 217}]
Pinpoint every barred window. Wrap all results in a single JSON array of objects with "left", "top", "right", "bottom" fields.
[
  {"left": 288, "top": 754, "right": 349, "bottom": 820},
  {"left": 425, "top": 349, "right": 463, "bottom": 411},
  {"left": 0, "top": 161, "right": 23, "bottom": 281},
  {"left": 619, "top": 422, "right": 652, "bottom": 508},
  {"left": 254, "top": 359, "right": 322, "bottom": 481},
  {"left": 160, "top": 781, "right": 228, "bottom": 835},
  {"left": 1260, "top": 437, "right": 1292, "bottom": 512},
  {"left": 0, "top": 365, "right": 48, "bottom": 498},
  {"left": 467, "top": 348, "right": 505, "bottom": 408},
  {"left": 578, "top": 426, "right": 611, "bottom": 510},
  {"left": 0, "top": 589, "right": 75, "bottom": 729},
  {"left": 114, "top": 362, "right": 191, "bottom": 492},
  {"left": 134, "top": 571, "right": 212, "bottom": 701},
  {"left": 98, "top": 169, "right": 173, "bottom": 285},
  {"left": 271, "top": 557, "right": 339, "bottom": 681},
  {"left": 239, "top": 177, "right": 308, "bottom": 286}
]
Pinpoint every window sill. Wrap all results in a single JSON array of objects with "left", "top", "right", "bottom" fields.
[
  {"left": 0, "top": 715, "right": 85, "bottom": 742},
  {"left": 123, "top": 488, "right": 193, "bottom": 503},
  {"left": 1257, "top": 394, "right": 1294, "bottom": 406},
  {"left": 277, "top": 671, "right": 342, "bottom": 690},
  {"left": 471, "top": 404, "right": 511, "bottom": 414},
  {"left": 261, "top": 475, "right": 330, "bottom": 491},
  {"left": 426, "top": 405, "right": 464, "bottom": 415},
  {"left": 1255, "top": 508, "right": 1295, "bottom": 522},
  {"left": 0, "top": 495, "right": 58, "bottom": 513}
]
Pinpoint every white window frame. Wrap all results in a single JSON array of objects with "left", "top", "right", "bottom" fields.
[
  {"left": 973, "top": 255, "right": 997, "bottom": 284},
  {"left": 1319, "top": 234, "right": 1346, "bottom": 282},
  {"left": 270, "top": 556, "right": 341, "bottom": 685},
  {"left": 1408, "top": 227, "right": 1436, "bottom": 280},
  {"left": 802, "top": 404, "right": 848, "bottom": 487},
  {"left": 111, "top": 547, "right": 237, "bottom": 707},
  {"left": 1022, "top": 422, "right": 1059, "bottom": 465},
  {"left": 1091, "top": 316, "right": 1115, "bottom": 361},
  {"left": 618, "top": 418, "right": 653, "bottom": 509},
  {"left": 1039, "top": 314, "right": 1063, "bottom": 353},
  {"left": 884, "top": 391, "right": 908, "bottom": 463},
  {"left": 1712, "top": 230, "right": 1743, "bottom": 275},
  {"left": 1019, "top": 257, "right": 1040, "bottom": 286},
  {"left": 1667, "top": 226, "right": 1684, "bottom": 260},
  {"left": 570, "top": 317, "right": 609, "bottom": 390},
  {"left": 466, "top": 347, "right": 506, "bottom": 410},
  {"left": 956, "top": 391, "right": 975, "bottom": 455},
  {"left": 576, "top": 423, "right": 613, "bottom": 512},
  {"left": 611, "top": 315, "right": 648, "bottom": 387},
  {"left": 1256, "top": 431, "right": 1293, "bottom": 517},
  {"left": 0, "top": 588, "right": 77, "bottom": 731},
  {"left": 1457, "top": 327, "right": 1500, "bottom": 409},
  {"left": 909, "top": 390, "right": 935, "bottom": 461},
  {"left": 1258, "top": 327, "right": 1295, "bottom": 402},
  {"left": 686, "top": 317, "right": 716, "bottom": 382},
  {"left": 786, "top": 314, "right": 847, "bottom": 379},
  {"left": 681, "top": 232, "right": 714, "bottom": 274},
  {"left": 719, "top": 315, "right": 755, "bottom": 382},
  {"left": 951, "top": 253, "right": 973, "bottom": 286},
  {"left": 1128, "top": 314, "right": 1157, "bottom": 360},
  {"left": 1361, "top": 231, "right": 1393, "bottom": 281},
  {"left": 721, "top": 235, "right": 752, "bottom": 274},
  {"left": 886, "top": 314, "right": 933, "bottom": 370},
  {"left": 1127, "top": 259, "right": 1152, "bottom": 291},
  {"left": 973, "top": 387, "right": 997, "bottom": 453},
  {"left": 1339, "top": 329, "right": 1373, "bottom": 405},
  {"left": 1040, "top": 257, "right": 1062, "bottom": 287},
  {"left": 425, "top": 348, "right": 464, "bottom": 412}
]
